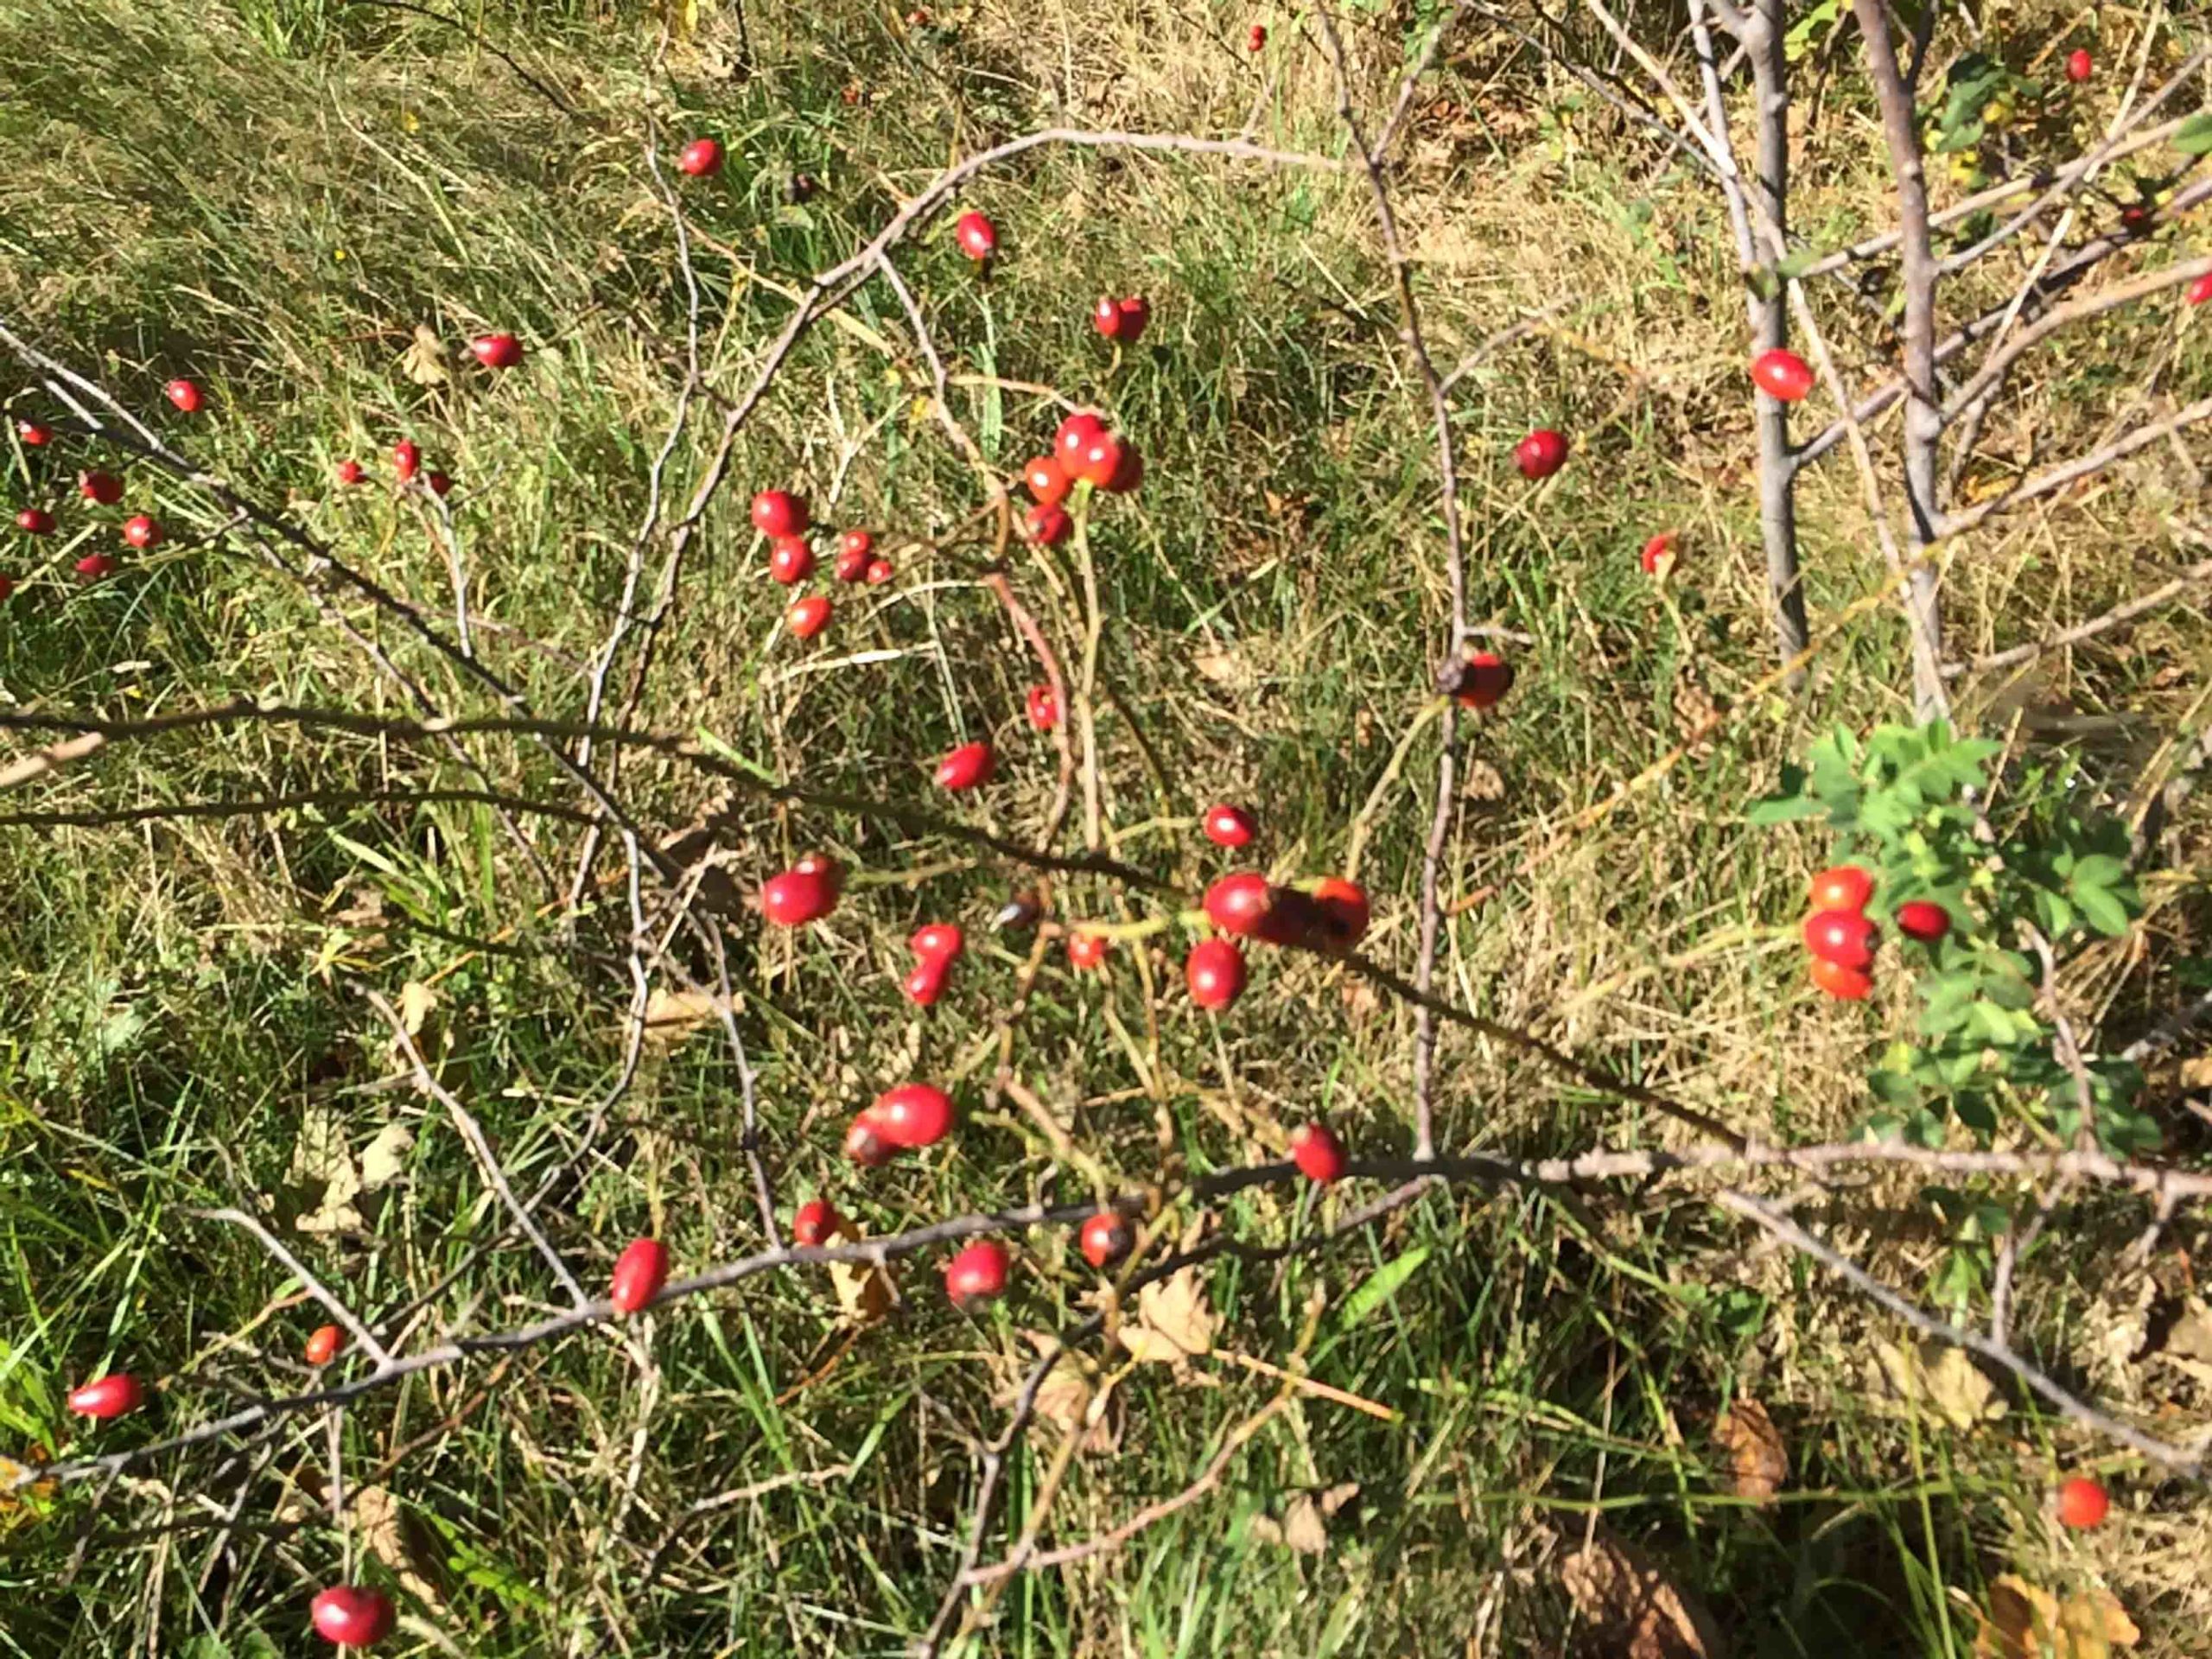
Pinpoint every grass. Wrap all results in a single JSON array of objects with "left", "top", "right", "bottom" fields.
[{"left": 1, "top": 0, "right": 2208, "bottom": 1653}]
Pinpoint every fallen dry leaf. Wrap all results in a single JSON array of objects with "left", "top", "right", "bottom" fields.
[
  {"left": 1973, "top": 1575, "right": 2139, "bottom": 1659},
  {"left": 400, "top": 322, "right": 450, "bottom": 386},
  {"left": 354, "top": 1484, "right": 447, "bottom": 1613},
  {"left": 396, "top": 979, "right": 437, "bottom": 1038},
  {"left": 1713, "top": 1398, "right": 1786, "bottom": 1507},
  {"left": 639, "top": 986, "right": 735, "bottom": 1048},
  {"left": 828, "top": 1228, "right": 893, "bottom": 1326},
  {"left": 289, "top": 1104, "right": 364, "bottom": 1235},
  {"left": 359, "top": 1122, "right": 414, "bottom": 1191},
  {"left": 1557, "top": 1525, "right": 1725, "bottom": 1658},
  {"left": 1462, "top": 757, "right": 1507, "bottom": 802},
  {"left": 1007, "top": 1333, "right": 1120, "bottom": 1454},
  {"left": 1118, "top": 1267, "right": 1215, "bottom": 1367},
  {"left": 1869, "top": 1336, "right": 2006, "bottom": 1430},
  {"left": 1248, "top": 1481, "right": 1360, "bottom": 1554}
]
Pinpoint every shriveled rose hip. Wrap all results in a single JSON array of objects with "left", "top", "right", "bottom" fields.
[
  {"left": 1024, "top": 502, "right": 1071, "bottom": 546},
  {"left": 1079, "top": 1211, "right": 1131, "bottom": 1268},
  {"left": 1307, "top": 878, "right": 1370, "bottom": 950}
]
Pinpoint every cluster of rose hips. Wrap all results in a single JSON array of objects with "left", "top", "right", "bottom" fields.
[
  {"left": 1019, "top": 407, "right": 1144, "bottom": 545},
  {"left": 5, "top": 378, "right": 204, "bottom": 589},
  {"left": 748, "top": 488, "right": 892, "bottom": 643},
  {"left": 1799, "top": 862, "right": 1950, "bottom": 1001}
]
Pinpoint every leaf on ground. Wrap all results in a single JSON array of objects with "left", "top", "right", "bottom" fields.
[
  {"left": 1557, "top": 1526, "right": 1726, "bottom": 1658},
  {"left": 1869, "top": 1336, "right": 2006, "bottom": 1429},
  {"left": 1118, "top": 1267, "right": 1215, "bottom": 1367},
  {"left": 396, "top": 979, "right": 437, "bottom": 1038},
  {"left": 1713, "top": 1398, "right": 1787, "bottom": 1506},
  {"left": 1972, "top": 1575, "right": 2138, "bottom": 1659},
  {"left": 2150, "top": 1297, "right": 2212, "bottom": 1364},
  {"left": 0, "top": 1450, "right": 54, "bottom": 1527},
  {"left": 288, "top": 1104, "right": 364, "bottom": 1235},
  {"left": 828, "top": 1226, "right": 893, "bottom": 1326},
  {"left": 639, "top": 986, "right": 734, "bottom": 1048},
  {"left": 354, "top": 1484, "right": 447, "bottom": 1613},
  {"left": 400, "top": 322, "right": 450, "bottom": 386},
  {"left": 1007, "top": 1332, "right": 1119, "bottom": 1454},
  {"left": 1248, "top": 1482, "right": 1360, "bottom": 1554},
  {"left": 359, "top": 1122, "right": 414, "bottom": 1191},
  {"left": 1462, "top": 757, "right": 1507, "bottom": 802}
]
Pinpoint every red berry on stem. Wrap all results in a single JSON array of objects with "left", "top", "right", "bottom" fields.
[
  {"left": 18, "top": 421, "right": 52, "bottom": 446},
  {"left": 1065, "top": 931, "right": 1109, "bottom": 969},
  {"left": 2056, "top": 1475, "right": 2109, "bottom": 1529},
  {"left": 864, "top": 557, "right": 894, "bottom": 585},
  {"left": 305, "top": 1324, "right": 344, "bottom": 1366},
  {"left": 955, "top": 210, "right": 997, "bottom": 261},
  {"left": 1079, "top": 1211, "right": 1132, "bottom": 1268},
  {"left": 1202, "top": 803, "right": 1255, "bottom": 848},
  {"left": 911, "top": 922, "right": 964, "bottom": 964},
  {"left": 786, "top": 594, "right": 832, "bottom": 639},
  {"left": 2065, "top": 48, "right": 2093, "bottom": 84},
  {"left": 1024, "top": 502, "right": 1071, "bottom": 546},
  {"left": 16, "top": 508, "right": 54, "bottom": 534},
  {"left": 874, "top": 1083, "right": 955, "bottom": 1148},
  {"left": 67, "top": 1373, "right": 143, "bottom": 1420},
  {"left": 310, "top": 1584, "right": 397, "bottom": 1648},
  {"left": 1513, "top": 429, "right": 1568, "bottom": 480},
  {"left": 1803, "top": 909, "right": 1878, "bottom": 969},
  {"left": 164, "top": 378, "right": 202, "bottom": 413},
  {"left": 845, "top": 1113, "right": 894, "bottom": 1166},
  {"left": 760, "top": 857, "right": 841, "bottom": 925},
  {"left": 123, "top": 514, "right": 162, "bottom": 550},
  {"left": 1751, "top": 348, "right": 1815, "bottom": 402},
  {"left": 1290, "top": 1122, "right": 1346, "bottom": 1184},
  {"left": 1895, "top": 899, "right": 1951, "bottom": 943},
  {"left": 903, "top": 957, "right": 950, "bottom": 1007},
  {"left": 752, "top": 489, "right": 809, "bottom": 538},
  {"left": 392, "top": 440, "right": 420, "bottom": 482},
  {"left": 468, "top": 333, "right": 522, "bottom": 370},
  {"left": 2188, "top": 272, "right": 2212, "bottom": 307},
  {"left": 1452, "top": 651, "right": 1514, "bottom": 710},
  {"left": 677, "top": 137, "right": 724, "bottom": 177},
  {"left": 1808, "top": 956, "right": 1873, "bottom": 1001},
  {"left": 1186, "top": 938, "right": 1248, "bottom": 1009},
  {"left": 792, "top": 1198, "right": 842, "bottom": 1247},
  {"left": 75, "top": 552, "right": 115, "bottom": 581},
  {"left": 1103, "top": 440, "right": 1143, "bottom": 494},
  {"left": 1071, "top": 430, "right": 1124, "bottom": 489},
  {"left": 1091, "top": 295, "right": 1127, "bottom": 340},
  {"left": 425, "top": 471, "right": 453, "bottom": 498},
  {"left": 609, "top": 1238, "right": 671, "bottom": 1313},
  {"left": 1026, "top": 683, "right": 1059, "bottom": 731},
  {"left": 0, "top": 575, "right": 14, "bottom": 601},
  {"left": 935, "top": 741, "right": 995, "bottom": 791},
  {"left": 1640, "top": 532, "right": 1678, "bottom": 575},
  {"left": 1054, "top": 411, "right": 1106, "bottom": 470},
  {"left": 1308, "top": 877, "right": 1371, "bottom": 950},
  {"left": 1024, "top": 454, "right": 1069, "bottom": 506},
  {"left": 1809, "top": 865, "right": 1874, "bottom": 913},
  {"left": 336, "top": 459, "right": 365, "bottom": 486},
  {"left": 835, "top": 545, "right": 870, "bottom": 582},
  {"left": 79, "top": 470, "right": 122, "bottom": 505},
  {"left": 1248, "top": 22, "right": 1266, "bottom": 49},
  {"left": 1204, "top": 872, "right": 1277, "bottom": 938},
  {"left": 944, "top": 1240, "right": 1009, "bottom": 1306},
  {"left": 768, "top": 537, "right": 815, "bottom": 584},
  {"left": 1116, "top": 296, "right": 1150, "bottom": 343}
]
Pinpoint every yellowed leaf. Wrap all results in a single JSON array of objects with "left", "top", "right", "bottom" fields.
[
  {"left": 1713, "top": 1398, "right": 1786, "bottom": 1507},
  {"left": 289, "top": 1105, "right": 364, "bottom": 1235},
  {"left": 1870, "top": 1337, "right": 2006, "bottom": 1429},
  {"left": 400, "top": 323, "right": 450, "bottom": 387},
  {"left": 1557, "top": 1525, "right": 1723, "bottom": 1658},
  {"left": 1118, "top": 1268, "right": 1215, "bottom": 1367},
  {"left": 354, "top": 1484, "right": 447, "bottom": 1613},
  {"left": 0, "top": 1452, "right": 55, "bottom": 1529},
  {"left": 397, "top": 980, "right": 437, "bottom": 1037},
  {"left": 359, "top": 1122, "right": 414, "bottom": 1191},
  {"left": 639, "top": 986, "right": 734, "bottom": 1048},
  {"left": 1973, "top": 1575, "right": 2139, "bottom": 1659},
  {"left": 1250, "top": 1482, "right": 1360, "bottom": 1554},
  {"left": 829, "top": 1229, "right": 893, "bottom": 1326}
]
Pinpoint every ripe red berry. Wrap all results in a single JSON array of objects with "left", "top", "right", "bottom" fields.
[
  {"left": 2188, "top": 272, "right": 2212, "bottom": 307},
  {"left": 1290, "top": 1122, "right": 1346, "bottom": 1183},
  {"left": 122, "top": 514, "right": 162, "bottom": 550},
  {"left": 1066, "top": 930, "right": 1110, "bottom": 969},
  {"left": 955, "top": 211, "right": 997, "bottom": 261},
  {"left": 164, "top": 378, "right": 202, "bottom": 413},
  {"left": 336, "top": 459, "right": 365, "bottom": 486},
  {"left": 425, "top": 471, "right": 453, "bottom": 498},
  {"left": 792, "top": 1198, "right": 842, "bottom": 1247},
  {"left": 1204, "top": 872, "right": 1278, "bottom": 939},
  {"left": 1452, "top": 651, "right": 1515, "bottom": 710},
  {"left": 469, "top": 333, "right": 522, "bottom": 370},
  {"left": 1751, "top": 348, "right": 1816, "bottom": 403},
  {"left": 768, "top": 536, "right": 815, "bottom": 584},
  {"left": 944, "top": 1240, "right": 1009, "bottom": 1306},
  {"left": 677, "top": 137, "right": 724, "bottom": 177},
  {"left": 79, "top": 470, "right": 122, "bottom": 505},
  {"left": 1809, "top": 865, "right": 1873, "bottom": 913},
  {"left": 2056, "top": 1475, "right": 2108, "bottom": 1528},
  {"left": 1640, "top": 531, "right": 1678, "bottom": 575},
  {"left": 305, "top": 1324, "right": 344, "bottom": 1366},
  {"left": 16, "top": 508, "right": 54, "bottom": 534},
  {"left": 1513, "top": 429, "right": 1568, "bottom": 480},
  {"left": 1803, "top": 909, "right": 1878, "bottom": 969},
  {"left": 864, "top": 557, "right": 894, "bottom": 585},
  {"left": 845, "top": 1113, "right": 894, "bottom": 1166},
  {"left": 2064, "top": 48, "right": 2093, "bottom": 84},
  {"left": 935, "top": 741, "right": 995, "bottom": 791},
  {"left": 1091, "top": 295, "right": 1126, "bottom": 340},
  {"left": 1308, "top": 878, "right": 1371, "bottom": 950},
  {"left": 309, "top": 1584, "right": 397, "bottom": 1648},
  {"left": 67, "top": 1373, "right": 143, "bottom": 1420},
  {"left": 1025, "top": 683, "right": 1059, "bottom": 731},
  {"left": 1894, "top": 899, "right": 1951, "bottom": 943},
  {"left": 1116, "top": 296, "right": 1150, "bottom": 343},
  {"left": 0, "top": 575, "right": 14, "bottom": 601},
  {"left": 609, "top": 1237, "right": 671, "bottom": 1314},
  {"left": 18, "top": 421, "right": 52, "bottom": 446},
  {"left": 1103, "top": 440, "right": 1143, "bottom": 494},
  {"left": 752, "top": 489, "right": 809, "bottom": 538},
  {"left": 1054, "top": 411, "right": 1106, "bottom": 470},
  {"left": 1248, "top": 22, "right": 1266, "bottom": 48},
  {"left": 75, "top": 552, "right": 115, "bottom": 581},
  {"left": 1071, "top": 430, "right": 1125, "bottom": 490},
  {"left": 874, "top": 1082, "right": 955, "bottom": 1147},
  {"left": 1024, "top": 502, "right": 1071, "bottom": 546},
  {"left": 834, "top": 544, "right": 870, "bottom": 582},
  {"left": 1808, "top": 955, "right": 1873, "bottom": 1001},
  {"left": 392, "top": 440, "right": 420, "bottom": 482},
  {"left": 903, "top": 957, "right": 950, "bottom": 1007},
  {"left": 1079, "top": 1211, "right": 1131, "bottom": 1268},
  {"left": 1202, "top": 803, "right": 1255, "bottom": 848},
  {"left": 1024, "top": 454, "right": 1070, "bottom": 506},
  {"left": 1186, "top": 938, "right": 1248, "bottom": 1009},
  {"left": 760, "top": 853, "right": 841, "bottom": 925},
  {"left": 912, "top": 922, "right": 964, "bottom": 963},
  {"left": 786, "top": 594, "right": 832, "bottom": 639}
]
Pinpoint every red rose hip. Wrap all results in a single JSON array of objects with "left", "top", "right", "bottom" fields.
[
  {"left": 1751, "top": 348, "right": 1815, "bottom": 403},
  {"left": 1290, "top": 1122, "right": 1346, "bottom": 1184},
  {"left": 677, "top": 137, "right": 724, "bottom": 177},
  {"left": 17, "top": 421, "right": 51, "bottom": 446},
  {"left": 864, "top": 556, "right": 894, "bottom": 585},
  {"left": 79, "top": 470, "right": 123, "bottom": 505},
  {"left": 1024, "top": 502, "right": 1071, "bottom": 546},
  {"left": 468, "top": 333, "right": 522, "bottom": 370},
  {"left": 335, "top": 459, "right": 365, "bottom": 486},
  {"left": 1025, "top": 683, "right": 1059, "bottom": 731},
  {"left": 67, "top": 1373, "right": 143, "bottom": 1420},
  {"left": 1808, "top": 956, "right": 1873, "bottom": 1001},
  {"left": 2064, "top": 48, "right": 2093, "bottom": 84},
  {"left": 1452, "top": 651, "right": 1514, "bottom": 710},
  {"left": 1202, "top": 803, "right": 1255, "bottom": 848},
  {"left": 1512, "top": 428, "right": 1568, "bottom": 480},
  {"left": 75, "top": 552, "right": 115, "bottom": 581},
  {"left": 392, "top": 440, "right": 420, "bottom": 482},
  {"left": 934, "top": 741, "right": 995, "bottom": 791},
  {"left": 1079, "top": 1211, "right": 1132, "bottom": 1268},
  {"left": 305, "top": 1324, "right": 344, "bottom": 1366},
  {"left": 609, "top": 1237, "right": 671, "bottom": 1313},
  {"left": 751, "top": 489, "right": 809, "bottom": 538},
  {"left": 955, "top": 211, "right": 997, "bottom": 261},
  {"left": 1054, "top": 411, "right": 1105, "bottom": 470},
  {"left": 310, "top": 1584, "right": 397, "bottom": 1648},
  {"left": 1803, "top": 909, "right": 1878, "bottom": 970},
  {"left": 15, "top": 508, "right": 54, "bottom": 534},
  {"left": 1023, "top": 454, "right": 1069, "bottom": 506},
  {"left": 122, "top": 514, "right": 162, "bottom": 549},
  {"left": 873, "top": 1082, "right": 954, "bottom": 1148},
  {"left": 1894, "top": 899, "right": 1951, "bottom": 943},
  {"left": 785, "top": 594, "right": 832, "bottom": 639},
  {"left": 1185, "top": 938, "right": 1247, "bottom": 1009},
  {"left": 768, "top": 537, "right": 815, "bottom": 584},
  {"left": 1809, "top": 865, "right": 1873, "bottom": 913},
  {"left": 1204, "top": 872, "right": 1278, "bottom": 938},
  {"left": 760, "top": 856, "right": 841, "bottom": 925},
  {"left": 944, "top": 1239, "right": 1009, "bottom": 1306},
  {"left": 1065, "top": 931, "right": 1109, "bottom": 969},
  {"left": 164, "top": 378, "right": 202, "bottom": 413},
  {"left": 1640, "top": 532, "right": 1678, "bottom": 575},
  {"left": 2056, "top": 1475, "right": 2108, "bottom": 1528},
  {"left": 792, "top": 1198, "right": 842, "bottom": 1247}
]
